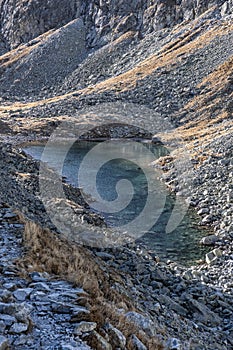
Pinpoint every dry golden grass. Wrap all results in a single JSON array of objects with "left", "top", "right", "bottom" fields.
[
  {"left": 184, "top": 55, "right": 233, "bottom": 113},
  {"left": 1, "top": 21, "right": 232, "bottom": 114},
  {"left": 159, "top": 111, "right": 232, "bottom": 162},
  {"left": 110, "top": 30, "right": 136, "bottom": 46},
  {"left": 20, "top": 221, "right": 113, "bottom": 296},
  {"left": 198, "top": 55, "right": 233, "bottom": 89},
  {"left": 0, "top": 45, "right": 33, "bottom": 68},
  {"left": 16, "top": 219, "right": 163, "bottom": 349},
  {"left": 0, "top": 29, "right": 55, "bottom": 69},
  {"left": 160, "top": 53, "right": 233, "bottom": 157}
]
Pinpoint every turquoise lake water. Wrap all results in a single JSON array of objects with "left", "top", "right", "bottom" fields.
[{"left": 24, "top": 140, "right": 209, "bottom": 265}]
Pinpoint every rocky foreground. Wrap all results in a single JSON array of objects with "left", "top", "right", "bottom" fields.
[
  {"left": 0, "top": 0, "right": 232, "bottom": 349},
  {"left": 0, "top": 133, "right": 232, "bottom": 349}
]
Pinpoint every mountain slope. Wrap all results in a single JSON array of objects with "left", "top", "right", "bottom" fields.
[
  {"left": 0, "top": 0, "right": 232, "bottom": 51},
  {"left": 0, "top": 2, "right": 232, "bottom": 350}
]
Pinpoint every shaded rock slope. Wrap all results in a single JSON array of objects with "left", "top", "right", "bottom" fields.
[{"left": 0, "top": 1, "right": 232, "bottom": 97}]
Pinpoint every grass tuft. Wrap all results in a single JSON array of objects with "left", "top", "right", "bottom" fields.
[{"left": 16, "top": 220, "right": 163, "bottom": 349}]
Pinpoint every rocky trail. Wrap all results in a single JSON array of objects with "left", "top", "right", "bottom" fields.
[{"left": 0, "top": 205, "right": 93, "bottom": 349}]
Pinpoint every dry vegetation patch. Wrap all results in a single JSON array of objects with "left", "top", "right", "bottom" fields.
[
  {"left": 0, "top": 30, "right": 55, "bottom": 69},
  {"left": 16, "top": 219, "right": 163, "bottom": 349},
  {"left": 168, "top": 54, "right": 233, "bottom": 153},
  {"left": 1, "top": 21, "right": 232, "bottom": 115}
]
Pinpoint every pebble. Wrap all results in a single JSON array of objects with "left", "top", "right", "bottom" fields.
[
  {"left": 129, "top": 334, "right": 148, "bottom": 350},
  {"left": 166, "top": 338, "right": 181, "bottom": 350},
  {"left": 9, "top": 322, "right": 29, "bottom": 334},
  {"left": 104, "top": 323, "right": 126, "bottom": 349},
  {"left": 13, "top": 288, "right": 33, "bottom": 301}
]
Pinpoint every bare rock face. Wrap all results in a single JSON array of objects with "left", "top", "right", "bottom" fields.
[
  {"left": 0, "top": 0, "right": 232, "bottom": 50},
  {"left": 0, "top": 0, "right": 78, "bottom": 49},
  {"left": 77, "top": 0, "right": 233, "bottom": 47}
]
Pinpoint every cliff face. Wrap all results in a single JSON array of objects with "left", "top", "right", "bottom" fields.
[
  {"left": 0, "top": 0, "right": 232, "bottom": 51},
  {"left": 0, "top": 0, "right": 78, "bottom": 49}
]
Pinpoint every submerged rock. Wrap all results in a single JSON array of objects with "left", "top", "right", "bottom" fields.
[{"left": 200, "top": 235, "right": 218, "bottom": 246}]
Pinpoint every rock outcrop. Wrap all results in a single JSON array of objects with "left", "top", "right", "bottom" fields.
[{"left": 0, "top": 0, "right": 78, "bottom": 49}]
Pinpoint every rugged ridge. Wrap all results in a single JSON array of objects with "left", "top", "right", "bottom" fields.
[{"left": 0, "top": 0, "right": 232, "bottom": 51}]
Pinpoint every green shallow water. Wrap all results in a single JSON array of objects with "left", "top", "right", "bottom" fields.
[{"left": 24, "top": 140, "right": 210, "bottom": 265}]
